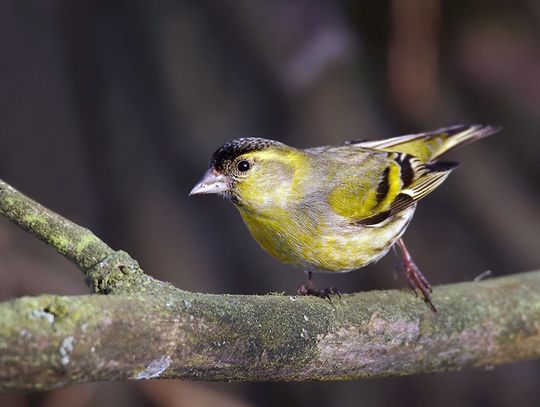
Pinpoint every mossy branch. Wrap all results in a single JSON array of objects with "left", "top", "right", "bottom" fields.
[
  {"left": 0, "top": 179, "right": 176, "bottom": 296},
  {"left": 1, "top": 178, "right": 540, "bottom": 393}
]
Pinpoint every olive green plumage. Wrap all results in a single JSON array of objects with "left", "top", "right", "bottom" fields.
[{"left": 191, "top": 124, "right": 499, "bottom": 274}]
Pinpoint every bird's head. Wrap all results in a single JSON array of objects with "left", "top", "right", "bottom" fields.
[{"left": 190, "top": 138, "right": 302, "bottom": 211}]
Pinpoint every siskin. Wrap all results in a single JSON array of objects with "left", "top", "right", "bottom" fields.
[{"left": 190, "top": 124, "right": 500, "bottom": 311}]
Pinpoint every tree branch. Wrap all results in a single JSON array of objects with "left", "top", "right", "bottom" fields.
[
  {"left": 1, "top": 178, "right": 539, "bottom": 393},
  {"left": 2, "top": 272, "right": 540, "bottom": 392},
  {"left": 0, "top": 179, "right": 177, "bottom": 296}
]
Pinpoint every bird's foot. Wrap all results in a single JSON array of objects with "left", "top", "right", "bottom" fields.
[
  {"left": 400, "top": 259, "right": 436, "bottom": 312},
  {"left": 297, "top": 284, "right": 341, "bottom": 302},
  {"left": 395, "top": 238, "right": 437, "bottom": 312}
]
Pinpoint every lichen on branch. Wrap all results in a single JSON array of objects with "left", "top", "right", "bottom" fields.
[
  {"left": 0, "top": 179, "right": 176, "bottom": 296},
  {"left": 0, "top": 180, "right": 111, "bottom": 270}
]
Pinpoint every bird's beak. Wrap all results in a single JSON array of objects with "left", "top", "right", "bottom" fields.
[{"left": 189, "top": 168, "right": 230, "bottom": 196}]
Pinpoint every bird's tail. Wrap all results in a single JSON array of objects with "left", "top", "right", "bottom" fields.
[{"left": 359, "top": 124, "right": 501, "bottom": 162}]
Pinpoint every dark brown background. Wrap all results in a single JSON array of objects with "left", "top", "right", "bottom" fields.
[{"left": 1, "top": 1, "right": 539, "bottom": 406}]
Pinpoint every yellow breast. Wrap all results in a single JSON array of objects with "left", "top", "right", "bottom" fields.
[{"left": 238, "top": 205, "right": 416, "bottom": 273}]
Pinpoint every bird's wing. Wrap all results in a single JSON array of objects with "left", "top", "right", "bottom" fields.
[
  {"left": 326, "top": 151, "right": 458, "bottom": 226},
  {"left": 385, "top": 161, "right": 457, "bottom": 214},
  {"left": 349, "top": 124, "right": 499, "bottom": 162},
  {"left": 320, "top": 124, "right": 499, "bottom": 226}
]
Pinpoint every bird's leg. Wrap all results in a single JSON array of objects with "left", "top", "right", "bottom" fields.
[
  {"left": 297, "top": 271, "right": 341, "bottom": 301},
  {"left": 394, "top": 238, "right": 437, "bottom": 312}
]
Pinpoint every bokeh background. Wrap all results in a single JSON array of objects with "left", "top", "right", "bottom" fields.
[{"left": 1, "top": 1, "right": 540, "bottom": 406}]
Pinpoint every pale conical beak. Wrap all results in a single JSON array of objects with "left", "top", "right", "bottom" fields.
[{"left": 189, "top": 168, "right": 230, "bottom": 196}]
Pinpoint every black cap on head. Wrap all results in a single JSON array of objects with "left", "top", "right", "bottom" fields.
[{"left": 210, "top": 138, "right": 281, "bottom": 172}]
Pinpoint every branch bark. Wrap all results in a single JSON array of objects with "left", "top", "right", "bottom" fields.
[
  {"left": 1, "top": 178, "right": 540, "bottom": 393},
  {"left": 0, "top": 179, "right": 176, "bottom": 297}
]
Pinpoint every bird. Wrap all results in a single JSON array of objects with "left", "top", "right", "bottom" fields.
[{"left": 190, "top": 124, "right": 500, "bottom": 311}]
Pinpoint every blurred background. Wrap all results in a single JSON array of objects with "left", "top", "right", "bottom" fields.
[{"left": 1, "top": 0, "right": 539, "bottom": 406}]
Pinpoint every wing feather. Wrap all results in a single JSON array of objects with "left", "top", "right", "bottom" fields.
[
  {"left": 390, "top": 164, "right": 457, "bottom": 214},
  {"left": 321, "top": 124, "right": 498, "bottom": 226},
  {"left": 353, "top": 161, "right": 457, "bottom": 225}
]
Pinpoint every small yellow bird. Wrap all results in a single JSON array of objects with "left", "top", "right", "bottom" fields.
[{"left": 190, "top": 124, "right": 499, "bottom": 311}]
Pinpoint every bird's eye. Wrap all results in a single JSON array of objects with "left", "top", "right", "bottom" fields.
[{"left": 237, "top": 160, "right": 251, "bottom": 172}]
